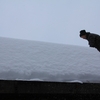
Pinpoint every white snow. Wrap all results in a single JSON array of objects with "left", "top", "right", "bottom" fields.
[{"left": 0, "top": 37, "right": 100, "bottom": 83}]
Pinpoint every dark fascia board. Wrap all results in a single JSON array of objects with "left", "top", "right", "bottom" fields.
[{"left": 0, "top": 79, "right": 100, "bottom": 94}]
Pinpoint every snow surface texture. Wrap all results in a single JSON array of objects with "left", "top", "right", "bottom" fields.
[{"left": 0, "top": 37, "right": 100, "bottom": 83}]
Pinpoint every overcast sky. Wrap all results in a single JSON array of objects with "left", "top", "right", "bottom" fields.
[{"left": 0, "top": 0, "right": 100, "bottom": 47}]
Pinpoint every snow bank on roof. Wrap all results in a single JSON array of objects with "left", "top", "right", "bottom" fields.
[{"left": 0, "top": 37, "right": 100, "bottom": 83}]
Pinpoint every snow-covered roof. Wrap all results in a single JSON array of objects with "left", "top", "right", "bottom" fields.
[{"left": 0, "top": 37, "right": 100, "bottom": 83}]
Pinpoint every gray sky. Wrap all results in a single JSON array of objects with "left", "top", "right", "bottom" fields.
[{"left": 0, "top": 0, "right": 100, "bottom": 47}]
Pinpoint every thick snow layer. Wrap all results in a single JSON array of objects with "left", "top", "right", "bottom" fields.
[{"left": 0, "top": 37, "right": 100, "bottom": 83}]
